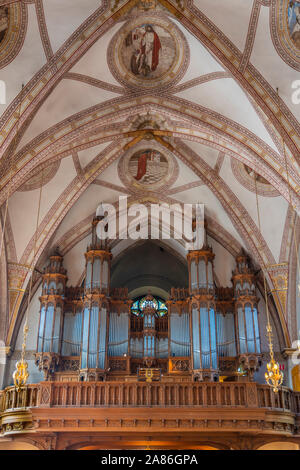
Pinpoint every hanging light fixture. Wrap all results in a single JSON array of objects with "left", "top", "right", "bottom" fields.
[
  {"left": 264, "top": 325, "right": 283, "bottom": 393},
  {"left": 0, "top": 85, "right": 43, "bottom": 435},
  {"left": 253, "top": 172, "right": 283, "bottom": 392},
  {"left": 12, "top": 323, "right": 29, "bottom": 392},
  {"left": 0, "top": 85, "right": 27, "bottom": 391},
  {"left": 13, "top": 158, "right": 45, "bottom": 391}
]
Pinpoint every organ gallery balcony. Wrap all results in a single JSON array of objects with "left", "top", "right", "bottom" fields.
[{"left": 0, "top": 381, "right": 299, "bottom": 439}]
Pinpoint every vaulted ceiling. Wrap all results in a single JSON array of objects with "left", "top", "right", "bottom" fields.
[{"left": 0, "top": 0, "right": 299, "bottom": 350}]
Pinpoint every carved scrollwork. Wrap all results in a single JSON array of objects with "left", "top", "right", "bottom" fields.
[
  {"left": 238, "top": 354, "right": 262, "bottom": 381},
  {"left": 171, "top": 359, "right": 189, "bottom": 372},
  {"left": 109, "top": 359, "right": 127, "bottom": 371},
  {"left": 59, "top": 359, "right": 79, "bottom": 372},
  {"left": 34, "top": 352, "right": 61, "bottom": 380}
]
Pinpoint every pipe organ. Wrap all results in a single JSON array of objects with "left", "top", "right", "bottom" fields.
[{"left": 35, "top": 218, "right": 262, "bottom": 382}]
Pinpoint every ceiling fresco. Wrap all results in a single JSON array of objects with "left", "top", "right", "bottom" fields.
[
  {"left": 0, "top": 3, "right": 27, "bottom": 69},
  {"left": 271, "top": 0, "right": 300, "bottom": 70},
  {"left": 108, "top": 14, "right": 189, "bottom": 89},
  {"left": 118, "top": 140, "right": 179, "bottom": 192}
]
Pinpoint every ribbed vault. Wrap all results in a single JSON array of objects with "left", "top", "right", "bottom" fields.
[{"left": 0, "top": 0, "right": 298, "bottom": 355}]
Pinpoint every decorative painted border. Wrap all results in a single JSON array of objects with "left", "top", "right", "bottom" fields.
[
  {"left": 175, "top": 139, "right": 276, "bottom": 266},
  {"left": 270, "top": 0, "right": 300, "bottom": 71},
  {"left": 0, "top": 0, "right": 299, "bottom": 170},
  {"left": 239, "top": 0, "right": 261, "bottom": 73},
  {"left": 107, "top": 13, "right": 190, "bottom": 91},
  {"left": 35, "top": 0, "right": 54, "bottom": 63},
  {"left": 2, "top": 94, "right": 297, "bottom": 210},
  {"left": 231, "top": 158, "right": 280, "bottom": 197},
  {"left": 4, "top": 209, "right": 17, "bottom": 262},
  {"left": 18, "top": 160, "right": 60, "bottom": 192},
  {"left": 0, "top": 2, "right": 27, "bottom": 70},
  {"left": 171, "top": 72, "right": 230, "bottom": 94}
]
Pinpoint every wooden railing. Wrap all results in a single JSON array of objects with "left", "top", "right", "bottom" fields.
[
  {"left": 1, "top": 382, "right": 299, "bottom": 413},
  {"left": 0, "top": 385, "right": 39, "bottom": 412},
  {"left": 294, "top": 390, "right": 300, "bottom": 414}
]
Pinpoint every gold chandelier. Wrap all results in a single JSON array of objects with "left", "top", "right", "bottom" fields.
[
  {"left": 0, "top": 84, "right": 31, "bottom": 392},
  {"left": 254, "top": 173, "right": 283, "bottom": 392},
  {"left": 264, "top": 324, "right": 283, "bottom": 393},
  {"left": 11, "top": 121, "right": 45, "bottom": 391},
  {"left": 13, "top": 163, "right": 44, "bottom": 391},
  {"left": 13, "top": 324, "right": 29, "bottom": 392}
]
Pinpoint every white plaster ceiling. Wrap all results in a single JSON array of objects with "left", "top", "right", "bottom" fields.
[
  {"left": 176, "top": 78, "right": 279, "bottom": 151},
  {"left": 1, "top": 0, "right": 298, "bottom": 284},
  {"left": 78, "top": 142, "right": 116, "bottom": 169},
  {"left": 0, "top": 5, "right": 46, "bottom": 117},
  {"left": 193, "top": 0, "right": 254, "bottom": 52},
  {"left": 43, "top": 0, "right": 101, "bottom": 53},
  {"left": 251, "top": 5, "right": 300, "bottom": 121},
  {"left": 219, "top": 155, "right": 289, "bottom": 262},
  {"left": 70, "top": 21, "right": 126, "bottom": 86},
  {"left": 19, "top": 80, "right": 120, "bottom": 148},
  {"left": 179, "top": 141, "right": 220, "bottom": 170},
  {"left": 174, "top": 184, "right": 245, "bottom": 247},
  {"left": 172, "top": 18, "right": 225, "bottom": 79}
]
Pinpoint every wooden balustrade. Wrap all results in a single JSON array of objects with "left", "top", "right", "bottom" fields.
[
  {"left": 294, "top": 391, "right": 300, "bottom": 414},
  {"left": 1, "top": 382, "right": 299, "bottom": 413}
]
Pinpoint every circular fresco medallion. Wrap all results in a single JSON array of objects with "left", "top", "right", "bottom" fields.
[
  {"left": 0, "top": 7, "right": 9, "bottom": 45},
  {"left": 271, "top": 0, "right": 300, "bottom": 70},
  {"left": 118, "top": 141, "right": 178, "bottom": 192},
  {"left": 108, "top": 15, "right": 189, "bottom": 90},
  {"left": 231, "top": 159, "right": 279, "bottom": 197},
  {"left": 0, "top": 3, "right": 27, "bottom": 70}
]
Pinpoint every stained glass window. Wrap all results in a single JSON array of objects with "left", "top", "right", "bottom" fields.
[{"left": 131, "top": 295, "right": 168, "bottom": 317}]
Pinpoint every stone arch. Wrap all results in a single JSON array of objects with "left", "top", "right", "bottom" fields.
[
  {"left": 4, "top": 132, "right": 291, "bottom": 349},
  {"left": 2, "top": 99, "right": 298, "bottom": 210},
  {"left": 0, "top": 439, "right": 40, "bottom": 450},
  {"left": 256, "top": 441, "right": 300, "bottom": 450}
]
